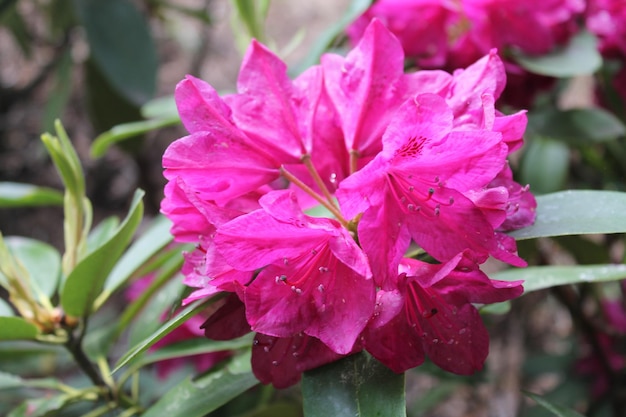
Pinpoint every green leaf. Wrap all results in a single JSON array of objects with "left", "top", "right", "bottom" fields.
[
  {"left": 42, "top": 48, "right": 73, "bottom": 132},
  {"left": 520, "top": 137, "right": 569, "bottom": 194},
  {"left": 0, "top": 3, "right": 31, "bottom": 57},
  {"left": 528, "top": 108, "right": 626, "bottom": 146},
  {"left": 139, "top": 335, "right": 254, "bottom": 367},
  {"left": 302, "top": 352, "right": 406, "bottom": 417},
  {"left": 101, "top": 215, "right": 173, "bottom": 296},
  {"left": 113, "top": 298, "right": 212, "bottom": 373},
  {"left": 524, "top": 392, "right": 586, "bottom": 417},
  {"left": 0, "top": 317, "right": 39, "bottom": 340},
  {"left": 292, "top": 0, "right": 373, "bottom": 75},
  {"left": 60, "top": 189, "right": 144, "bottom": 317},
  {"left": 514, "top": 31, "right": 602, "bottom": 77},
  {"left": 73, "top": 0, "right": 157, "bottom": 105},
  {"left": 7, "top": 395, "right": 71, "bottom": 417},
  {"left": 141, "top": 351, "right": 258, "bottom": 417},
  {"left": 3, "top": 237, "right": 61, "bottom": 299},
  {"left": 90, "top": 116, "right": 180, "bottom": 158},
  {"left": 509, "top": 190, "right": 626, "bottom": 240},
  {"left": 0, "top": 371, "right": 66, "bottom": 391},
  {"left": 0, "top": 182, "right": 63, "bottom": 207},
  {"left": 86, "top": 216, "right": 120, "bottom": 254},
  {"left": 493, "top": 264, "right": 626, "bottom": 293},
  {"left": 141, "top": 95, "right": 179, "bottom": 119}
]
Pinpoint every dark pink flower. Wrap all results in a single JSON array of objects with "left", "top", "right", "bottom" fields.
[
  {"left": 214, "top": 190, "right": 374, "bottom": 354},
  {"left": 364, "top": 253, "right": 523, "bottom": 374}
]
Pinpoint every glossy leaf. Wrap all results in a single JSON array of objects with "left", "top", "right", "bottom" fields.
[
  {"left": 140, "top": 95, "right": 178, "bottom": 119},
  {"left": 514, "top": 31, "right": 602, "bottom": 77},
  {"left": 2, "top": 237, "right": 61, "bottom": 299},
  {"left": 524, "top": 392, "right": 586, "bottom": 417},
  {"left": 73, "top": 0, "right": 157, "bottom": 105},
  {"left": 60, "top": 189, "right": 144, "bottom": 317},
  {"left": 0, "top": 182, "right": 63, "bottom": 207},
  {"left": 100, "top": 215, "right": 173, "bottom": 296},
  {"left": 90, "top": 116, "right": 180, "bottom": 158},
  {"left": 141, "top": 351, "right": 258, "bottom": 417},
  {"left": 509, "top": 190, "right": 626, "bottom": 240},
  {"left": 113, "top": 298, "right": 213, "bottom": 373},
  {"left": 292, "top": 0, "right": 373, "bottom": 74},
  {"left": 86, "top": 216, "right": 120, "bottom": 254},
  {"left": 520, "top": 137, "right": 569, "bottom": 194},
  {"left": 139, "top": 335, "right": 254, "bottom": 367},
  {"left": 7, "top": 395, "right": 70, "bottom": 417},
  {"left": 0, "top": 371, "right": 66, "bottom": 391},
  {"left": 302, "top": 352, "right": 406, "bottom": 417},
  {"left": 0, "top": 317, "right": 39, "bottom": 341},
  {"left": 493, "top": 264, "right": 626, "bottom": 293},
  {"left": 528, "top": 108, "right": 626, "bottom": 146}
]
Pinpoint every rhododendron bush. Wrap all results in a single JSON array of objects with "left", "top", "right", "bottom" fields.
[{"left": 2, "top": 1, "right": 626, "bottom": 416}]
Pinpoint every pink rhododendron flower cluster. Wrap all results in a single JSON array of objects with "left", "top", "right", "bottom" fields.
[
  {"left": 161, "top": 20, "right": 535, "bottom": 388},
  {"left": 347, "top": 0, "right": 585, "bottom": 107}
]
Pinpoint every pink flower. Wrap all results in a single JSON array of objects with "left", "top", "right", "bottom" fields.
[
  {"left": 214, "top": 190, "right": 374, "bottom": 354},
  {"left": 336, "top": 93, "right": 525, "bottom": 288},
  {"left": 162, "top": 20, "right": 535, "bottom": 387},
  {"left": 364, "top": 253, "right": 523, "bottom": 374}
]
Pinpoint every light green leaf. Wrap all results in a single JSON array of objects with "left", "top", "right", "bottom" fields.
[
  {"left": 86, "top": 216, "right": 120, "bottom": 254},
  {"left": 520, "top": 138, "right": 569, "bottom": 194},
  {"left": 73, "top": 0, "right": 157, "bottom": 105},
  {"left": 0, "top": 182, "right": 63, "bottom": 207},
  {"left": 524, "top": 392, "right": 586, "bottom": 417},
  {"left": 292, "top": 0, "right": 373, "bottom": 74},
  {"left": 3, "top": 237, "right": 61, "bottom": 299},
  {"left": 101, "top": 215, "right": 173, "bottom": 295},
  {"left": 141, "top": 351, "right": 258, "bottom": 417},
  {"left": 140, "top": 95, "right": 178, "bottom": 119},
  {"left": 514, "top": 31, "right": 602, "bottom": 77},
  {"left": 302, "top": 352, "right": 406, "bottom": 417},
  {"left": 528, "top": 108, "right": 626, "bottom": 145},
  {"left": 7, "top": 394, "right": 71, "bottom": 417},
  {"left": 0, "top": 317, "right": 39, "bottom": 341},
  {"left": 493, "top": 264, "right": 626, "bottom": 293},
  {"left": 0, "top": 371, "right": 66, "bottom": 391},
  {"left": 139, "top": 335, "right": 254, "bottom": 367},
  {"left": 113, "top": 298, "right": 212, "bottom": 373},
  {"left": 509, "top": 190, "right": 626, "bottom": 240},
  {"left": 90, "top": 116, "right": 180, "bottom": 158},
  {"left": 60, "top": 189, "right": 144, "bottom": 317}
]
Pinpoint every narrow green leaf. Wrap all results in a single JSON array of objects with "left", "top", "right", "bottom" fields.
[
  {"left": 102, "top": 215, "right": 173, "bottom": 295},
  {"left": 73, "top": 0, "right": 157, "bottom": 105},
  {"left": 524, "top": 392, "right": 586, "bottom": 417},
  {"left": 0, "top": 317, "right": 39, "bottom": 340},
  {"left": 60, "top": 189, "right": 144, "bottom": 317},
  {"left": 302, "top": 352, "right": 406, "bottom": 417},
  {"left": 292, "top": 0, "right": 373, "bottom": 75},
  {"left": 514, "top": 31, "right": 602, "bottom": 77},
  {"left": 0, "top": 371, "right": 66, "bottom": 391},
  {"left": 141, "top": 351, "right": 258, "bottom": 417},
  {"left": 140, "top": 95, "right": 178, "bottom": 119},
  {"left": 42, "top": 49, "right": 73, "bottom": 132},
  {"left": 528, "top": 108, "right": 626, "bottom": 145},
  {"left": 113, "top": 298, "right": 212, "bottom": 373},
  {"left": 0, "top": 182, "right": 63, "bottom": 207},
  {"left": 493, "top": 264, "right": 626, "bottom": 293},
  {"left": 86, "top": 216, "right": 120, "bottom": 254},
  {"left": 139, "top": 335, "right": 254, "bottom": 367},
  {"left": 7, "top": 394, "right": 71, "bottom": 417},
  {"left": 509, "top": 190, "right": 626, "bottom": 240},
  {"left": 3, "top": 237, "right": 61, "bottom": 299},
  {"left": 520, "top": 138, "right": 569, "bottom": 194},
  {"left": 90, "top": 116, "right": 180, "bottom": 158}
]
